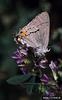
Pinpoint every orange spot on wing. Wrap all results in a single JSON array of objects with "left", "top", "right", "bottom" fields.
[{"left": 21, "top": 31, "right": 27, "bottom": 37}]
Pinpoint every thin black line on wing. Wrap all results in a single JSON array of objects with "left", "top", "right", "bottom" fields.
[
  {"left": 29, "top": 29, "right": 39, "bottom": 35},
  {"left": 27, "top": 21, "right": 48, "bottom": 37}
]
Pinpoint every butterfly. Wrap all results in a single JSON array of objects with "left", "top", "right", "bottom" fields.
[{"left": 15, "top": 12, "right": 50, "bottom": 55}]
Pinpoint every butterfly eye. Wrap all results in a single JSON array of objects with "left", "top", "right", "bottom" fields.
[{"left": 20, "top": 31, "right": 23, "bottom": 33}]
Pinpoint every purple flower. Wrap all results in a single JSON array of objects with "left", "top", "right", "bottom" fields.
[
  {"left": 12, "top": 49, "right": 27, "bottom": 65},
  {"left": 40, "top": 74, "right": 51, "bottom": 84},
  {"left": 39, "top": 59, "right": 47, "bottom": 68},
  {"left": 49, "top": 61, "right": 58, "bottom": 81},
  {"left": 49, "top": 61, "right": 58, "bottom": 71}
]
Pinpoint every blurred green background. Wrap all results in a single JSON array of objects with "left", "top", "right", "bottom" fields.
[{"left": 0, "top": 0, "right": 62, "bottom": 100}]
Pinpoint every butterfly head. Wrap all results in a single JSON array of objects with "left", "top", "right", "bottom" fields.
[{"left": 15, "top": 29, "right": 28, "bottom": 43}]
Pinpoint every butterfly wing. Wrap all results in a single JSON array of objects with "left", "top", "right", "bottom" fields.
[{"left": 22, "top": 12, "right": 50, "bottom": 50}]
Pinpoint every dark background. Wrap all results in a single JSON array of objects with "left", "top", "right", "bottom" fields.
[{"left": 0, "top": 0, "right": 62, "bottom": 100}]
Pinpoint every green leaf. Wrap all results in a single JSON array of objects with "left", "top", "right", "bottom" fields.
[
  {"left": 26, "top": 84, "right": 34, "bottom": 95},
  {"left": 24, "top": 76, "right": 36, "bottom": 95},
  {"left": 7, "top": 74, "right": 31, "bottom": 85}
]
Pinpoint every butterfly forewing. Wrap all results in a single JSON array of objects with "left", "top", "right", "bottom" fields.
[{"left": 23, "top": 12, "right": 49, "bottom": 48}]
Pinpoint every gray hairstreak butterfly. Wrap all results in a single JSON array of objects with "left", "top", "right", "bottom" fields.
[{"left": 15, "top": 12, "right": 50, "bottom": 55}]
